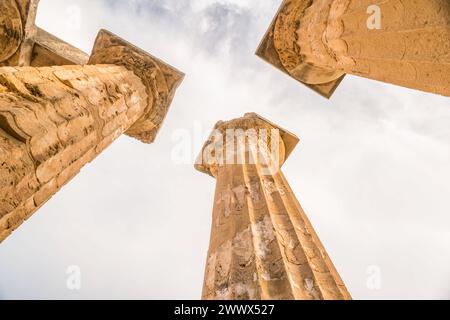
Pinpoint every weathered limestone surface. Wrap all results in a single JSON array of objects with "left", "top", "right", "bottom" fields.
[
  {"left": 0, "top": 25, "right": 183, "bottom": 243},
  {"left": 30, "top": 27, "right": 90, "bottom": 67},
  {"left": 196, "top": 113, "right": 351, "bottom": 300},
  {"left": 0, "top": 0, "right": 89, "bottom": 67},
  {"left": 257, "top": 0, "right": 450, "bottom": 98},
  {"left": 0, "top": 64, "right": 148, "bottom": 242},
  {"left": 89, "top": 30, "right": 184, "bottom": 143}
]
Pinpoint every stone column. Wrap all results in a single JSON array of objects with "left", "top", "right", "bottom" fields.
[
  {"left": 195, "top": 113, "right": 351, "bottom": 300},
  {"left": 257, "top": 0, "right": 450, "bottom": 98},
  {"left": 1, "top": 0, "right": 89, "bottom": 67},
  {"left": 0, "top": 30, "right": 183, "bottom": 243}
]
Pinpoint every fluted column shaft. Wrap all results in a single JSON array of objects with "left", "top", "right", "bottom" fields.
[
  {"left": 198, "top": 114, "right": 351, "bottom": 300},
  {"left": 0, "top": 64, "right": 147, "bottom": 242},
  {"left": 297, "top": 0, "right": 450, "bottom": 95}
]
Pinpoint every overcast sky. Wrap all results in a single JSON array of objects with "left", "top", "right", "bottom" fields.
[{"left": 0, "top": 0, "right": 449, "bottom": 300}]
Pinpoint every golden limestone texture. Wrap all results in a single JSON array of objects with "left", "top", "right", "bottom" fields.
[
  {"left": 0, "top": 29, "right": 183, "bottom": 243},
  {"left": 196, "top": 113, "right": 351, "bottom": 300},
  {"left": 0, "top": 0, "right": 89, "bottom": 67},
  {"left": 257, "top": 0, "right": 450, "bottom": 98}
]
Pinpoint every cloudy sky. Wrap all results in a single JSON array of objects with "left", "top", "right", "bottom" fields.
[{"left": 0, "top": 0, "right": 449, "bottom": 300}]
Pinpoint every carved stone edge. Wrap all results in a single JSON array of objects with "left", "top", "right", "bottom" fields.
[
  {"left": 1, "top": 0, "right": 90, "bottom": 67},
  {"left": 88, "top": 29, "right": 184, "bottom": 143},
  {"left": 31, "top": 27, "right": 89, "bottom": 66},
  {"left": 195, "top": 112, "right": 300, "bottom": 177},
  {"left": 255, "top": 0, "right": 345, "bottom": 99}
]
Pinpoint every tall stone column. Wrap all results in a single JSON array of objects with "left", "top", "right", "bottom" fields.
[
  {"left": 1, "top": 0, "right": 89, "bottom": 67},
  {"left": 0, "top": 30, "right": 183, "bottom": 243},
  {"left": 257, "top": 0, "right": 450, "bottom": 98},
  {"left": 195, "top": 113, "right": 351, "bottom": 300}
]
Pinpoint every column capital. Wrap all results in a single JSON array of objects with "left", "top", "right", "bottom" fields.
[
  {"left": 195, "top": 113, "right": 299, "bottom": 177},
  {"left": 259, "top": 0, "right": 450, "bottom": 98},
  {"left": 89, "top": 30, "right": 185, "bottom": 143},
  {"left": 1, "top": 0, "right": 90, "bottom": 67},
  {"left": 256, "top": 0, "right": 345, "bottom": 98}
]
